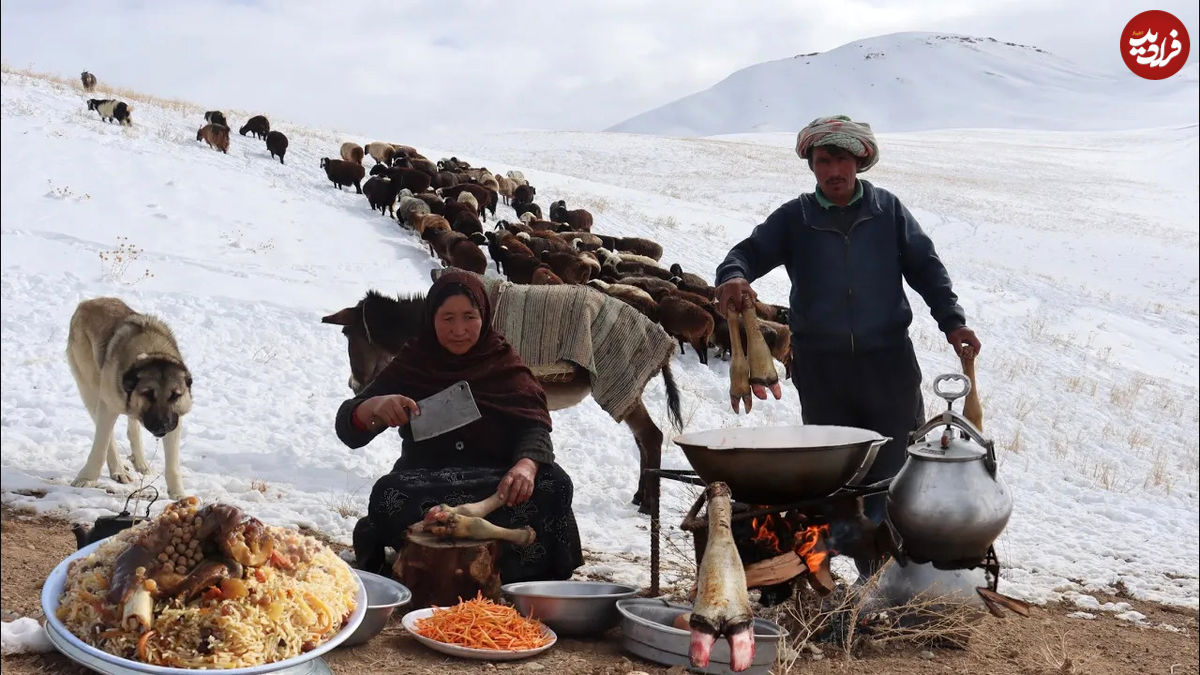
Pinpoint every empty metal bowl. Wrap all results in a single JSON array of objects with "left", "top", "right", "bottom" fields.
[
  {"left": 502, "top": 581, "right": 640, "bottom": 636},
  {"left": 341, "top": 569, "right": 412, "bottom": 647}
]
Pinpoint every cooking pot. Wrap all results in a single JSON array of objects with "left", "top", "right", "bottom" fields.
[{"left": 887, "top": 374, "right": 1011, "bottom": 567}]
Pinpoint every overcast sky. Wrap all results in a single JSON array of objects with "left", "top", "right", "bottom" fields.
[{"left": 2, "top": 1, "right": 1196, "bottom": 141}]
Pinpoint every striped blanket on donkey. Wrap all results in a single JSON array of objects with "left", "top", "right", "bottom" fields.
[{"left": 478, "top": 275, "right": 676, "bottom": 422}]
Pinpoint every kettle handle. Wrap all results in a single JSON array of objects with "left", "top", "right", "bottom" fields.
[{"left": 910, "top": 409, "right": 999, "bottom": 477}]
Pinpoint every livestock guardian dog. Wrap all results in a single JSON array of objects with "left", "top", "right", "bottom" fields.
[{"left": 67, "top": 298, "right": 193, "bottom": 499}]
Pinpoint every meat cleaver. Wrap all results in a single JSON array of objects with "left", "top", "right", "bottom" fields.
[{"left": 408, "top": 380, "right": 483, "bottom": 441}]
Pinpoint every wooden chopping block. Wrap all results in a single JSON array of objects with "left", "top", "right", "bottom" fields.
[{"left": 395, "top": 531, "right": 502, "bottom": 608}]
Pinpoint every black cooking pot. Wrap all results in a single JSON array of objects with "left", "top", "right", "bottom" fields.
[{"left": 71, "top": 486, "right": 159, "bottom": 549}]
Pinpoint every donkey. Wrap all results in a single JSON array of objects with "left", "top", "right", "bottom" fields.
[{"left": 323, "top": 288, "right": 681, "bottom": 513}]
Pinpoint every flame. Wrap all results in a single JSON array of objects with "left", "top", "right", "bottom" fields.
[
  {"left": 795, "top": 523, "right": 831, "bottom": 576},
  {"left": 750, "top": 513, "right": 789, "bottom": 554}
]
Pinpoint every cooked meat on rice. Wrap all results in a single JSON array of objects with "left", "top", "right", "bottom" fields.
[{"left": 57, "top": 497, "right": 358, "bottom": 668}]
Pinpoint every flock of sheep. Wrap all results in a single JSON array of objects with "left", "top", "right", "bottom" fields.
[{"left": 75, "top": 70, "right": 792, "bottom": 373}]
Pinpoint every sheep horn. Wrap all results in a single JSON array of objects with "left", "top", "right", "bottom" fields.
[
  {"left": 726, "top": 309, "right": 752, "bottom": 413},
  {"left": 741, "top": 309, "right": 782, "bottom": 401}
]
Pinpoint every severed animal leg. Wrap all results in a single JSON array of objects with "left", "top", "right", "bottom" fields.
[
  {"left": 726, "top": 310, "right": 752, "bottom": 413},
  {"left": 426, "top": 511, "right": 536, "bottom": 546},
  {"left": 411, "top": 492, "right": 506, "bottom": 534},
  {"left": 690, "top": 482, "right": 755, "bottom": 671},
  {"left": 959, "top": 347, "right": 983, "bottom": 431},
  {"left": 741, "top": 309, "right": 782, "bottom": 402}
]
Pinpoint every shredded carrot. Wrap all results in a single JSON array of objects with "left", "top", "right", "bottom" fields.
[
  {"left": 137, "top": 629, "right": 156, "bottom": 662},
  {"left": 414, "top": 592, "right": 549, "bottom": 651}
]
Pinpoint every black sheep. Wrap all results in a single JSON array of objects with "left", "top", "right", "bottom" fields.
[
  {"left": 204, "top": 110, "right": 228, "bottom": 127},
  {"left": 239, "top": 115, "right": 270, "bottom": 140},
  {"left": 266, "top": 130, "right": 288, "bottom": 164},
  {"left": 369, "top": 165, "right": 432, "bottom": 193},
  {"left": 363, "top": 176, "right": 401, "bottom": 217},
  {"left": 320, "top": 158, "right": 365, "bottom": 193},
  {"left": 80, "top": 71, "right": 97, "bottom": 91},
  {"left": 86, "top": 99, "right": 132, "bottom": 126},
  {"left": 513, "top": 200, "right": 542, "bottom": 221}
]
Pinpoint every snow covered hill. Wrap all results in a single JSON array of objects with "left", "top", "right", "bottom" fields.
[
  {"left": 2, "top": 67, "right": 1197, "bottom": 611},
  {"left": 608, "top": 32, "right": 1200, "bottom": 136}
]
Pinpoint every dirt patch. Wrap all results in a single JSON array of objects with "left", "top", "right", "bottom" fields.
[{"left": 2, "top": 505, "right": 1196, "bottom": 674}]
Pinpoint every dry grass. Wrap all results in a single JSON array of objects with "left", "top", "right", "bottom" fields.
[
  {"left": 2, "top": 63, "right": 201, "bottom": 117},
  {"left": 773, "top": 562, "right": 985, "bottom": 670},
  {"left": 98, "top": 236, "right": 155, "bottom": 285},
  {"left": 1007, "top": 427, "right": 1024, "bottom": 455},
  {"left": 1109, "top": 374, "right": 1148, "bottom": 410},
  {"left": 1143, "top": 450, "right": 1173, "bottom": 495}
]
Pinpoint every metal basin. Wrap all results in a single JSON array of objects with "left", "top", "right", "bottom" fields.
[
  {"left": 341, "top": 570, "right": 412, "bottom": 647},
  {"left": 673, "top": 425, "right": 888, "bottom": 503},
  {"left": 616, "top": 598, "right": 787, "bottom": 675},
  {"left": 501, "top": 581, "right": 639, "bottom": 636}
]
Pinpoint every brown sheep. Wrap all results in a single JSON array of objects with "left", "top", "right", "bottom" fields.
[
  {"left": 588, "top": 280, "right": 659, "bottom": 323},
  {"left": 409, "top": 157, "right": 438, "bottom": 175},
  {"left": 423, "top": 229, "right": 486, "bottom": 274},
  {"left": 443, "top": 199, "right": 479, "bottom": 225},
  {"left": 451, "top": 212, "right": 484, "bottom": 238},
  {"left": 514, "top": 184, "right": 536, "bottom": 203},
  {"left": 320, "top": 158, "right": 365, "bottom": 193},
  {"left": 539, "top": 250, "right": 592, "bottom": 285},
  {"left": 438, "top": 184, "right": 496, "bottom": 220},
  {"left": 81, "top": 71, "right": 97, "bottom": 91},
  {"left": 531, "top": 266, "right": 564, "bottom": 285},
  {"left": 412, "top": 213, "right": 450, "bottom": 237},
  {"left": 484, "top": 230, "right": 535, "bottom": 276},
  {"left": 613, "top": 236, "right": 664, "bottom": 261},
  {"left": 669, "top": 263, "right": 716, "bottom": 299},
  {"left": 196, "top": 123, "right": 230, "bottom": 153},
  {"left": 560, "top": 231, "right": 604, "bottom": 251},
  {"left": 613, "top": 275, "right": 678, "bottom": 300},
  {"left": 364, "top": 142, "right": 396, "bottom": 165},
  {"left": 340, "top": 142, "right": 364, "bottom": 164},
  {"left": 549, "top": 200, "right": 593, "bottom": 232},
  {"left": 658, "top": 295, "right": 714, "bottom": 364},
  {"left": 495, "top": 174, "right": 516, "bottom": 204}
]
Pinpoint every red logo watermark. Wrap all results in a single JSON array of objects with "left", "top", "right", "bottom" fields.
[{"left": 1121, "top": 10, "right": 1190, "bottom": 80}]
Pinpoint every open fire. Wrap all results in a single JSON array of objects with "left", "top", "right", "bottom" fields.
[{"left": 742, "top": 511, "right": 836, "bottom": 596}]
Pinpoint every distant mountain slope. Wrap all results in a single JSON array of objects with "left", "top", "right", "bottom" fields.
[{"left": 608, "top": 32, "right": 1200, "bottom": 136}]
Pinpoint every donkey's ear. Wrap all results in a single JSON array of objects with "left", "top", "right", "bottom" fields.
[{"left": 321, "top": 307, "right": 356, "bottom": 325}]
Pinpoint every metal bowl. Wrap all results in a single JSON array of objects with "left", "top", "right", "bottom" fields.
[
  {"left": 501, "top": 581, "right": 639, "bottom": 636},
  {"left": 341, "top": 570, "right": 412, "bottom": 647},
  {"left": 41, "top": 539, "right": 367, "bottom": 674},
  {"left": 673, "top": 425, "right": 888, "bottom": 503},
  {"left": 616, "top": 598, "right": 787, "bottom": 675}
]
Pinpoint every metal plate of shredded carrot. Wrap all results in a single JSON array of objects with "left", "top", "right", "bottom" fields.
[{"left": 401, "top": 594, "right": 556, "bottom": 661}]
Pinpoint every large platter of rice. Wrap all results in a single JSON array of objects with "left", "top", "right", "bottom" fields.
[{"left": 42, "top": 511, "right": 365, "bottom": 674}]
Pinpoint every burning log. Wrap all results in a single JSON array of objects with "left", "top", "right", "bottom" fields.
[
  {"left": 747, "top": 513, "right": 836, "bottom": 596},
  {"left": 744, "top": 552, "right": 805, "bottom": 588},
  {"left": 975, "top": 587, "right": 1030, "bottom": 617}
]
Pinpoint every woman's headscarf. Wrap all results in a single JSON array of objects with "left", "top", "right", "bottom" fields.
[
  {"left": 382, "top": 270, "right": 552, "bottom": 430},
  {"left": 795, "top": 114, "right": 880, "bottom": 172}
]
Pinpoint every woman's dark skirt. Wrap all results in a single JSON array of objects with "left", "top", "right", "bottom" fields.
[{"left": 354, "top": 461, "right": 583, "bottom": 583}]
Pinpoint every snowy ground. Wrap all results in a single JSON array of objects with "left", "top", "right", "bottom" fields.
[{"left": 2, "top": 69, "right": 1197, "bottom": 612}]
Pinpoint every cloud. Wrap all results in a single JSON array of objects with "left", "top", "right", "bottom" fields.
[{"left": 2, "top": 0, "right": 1196, "bottom": 142}]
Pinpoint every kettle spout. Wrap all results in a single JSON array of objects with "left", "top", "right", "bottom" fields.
[{"left": 72, "top": 522, "right": 93, "bottom": 550}]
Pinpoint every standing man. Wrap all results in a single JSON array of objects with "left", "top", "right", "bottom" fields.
[{"left": 714, "top": 115, "right": 981, "bottom": 577}]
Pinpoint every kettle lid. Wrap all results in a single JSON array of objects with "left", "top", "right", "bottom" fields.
[{"left": 907, "top": 434, "right": 987, "bottom": 462}]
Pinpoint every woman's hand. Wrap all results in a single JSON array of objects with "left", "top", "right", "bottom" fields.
[
  {"left": 355, "top": 395, "right": 421, "bottom": 429},
  {"left": 497, "top": 458, "right": 538, "bottom": 506}
]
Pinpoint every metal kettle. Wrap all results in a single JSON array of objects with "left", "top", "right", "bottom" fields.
[{"left": 886, "top": 374, "right": 1012, "bottom": 568}]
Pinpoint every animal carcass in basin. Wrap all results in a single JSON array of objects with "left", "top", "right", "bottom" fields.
[{"left": 690, "top": 481, "right": 755, "bottom": 671}]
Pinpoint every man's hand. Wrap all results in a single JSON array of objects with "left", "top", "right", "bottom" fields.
[
  {"left": 355, "top": 394, "right": 421, "bottom": 428},
  {"left": 498, "top": 458, "right": 538, "bottom": 506},
  {"left": 715, "top": 278, "right": 758, "bottom": 316},
  {"left": 946, "top": 326, "right": 981, "bottom": 357}
]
